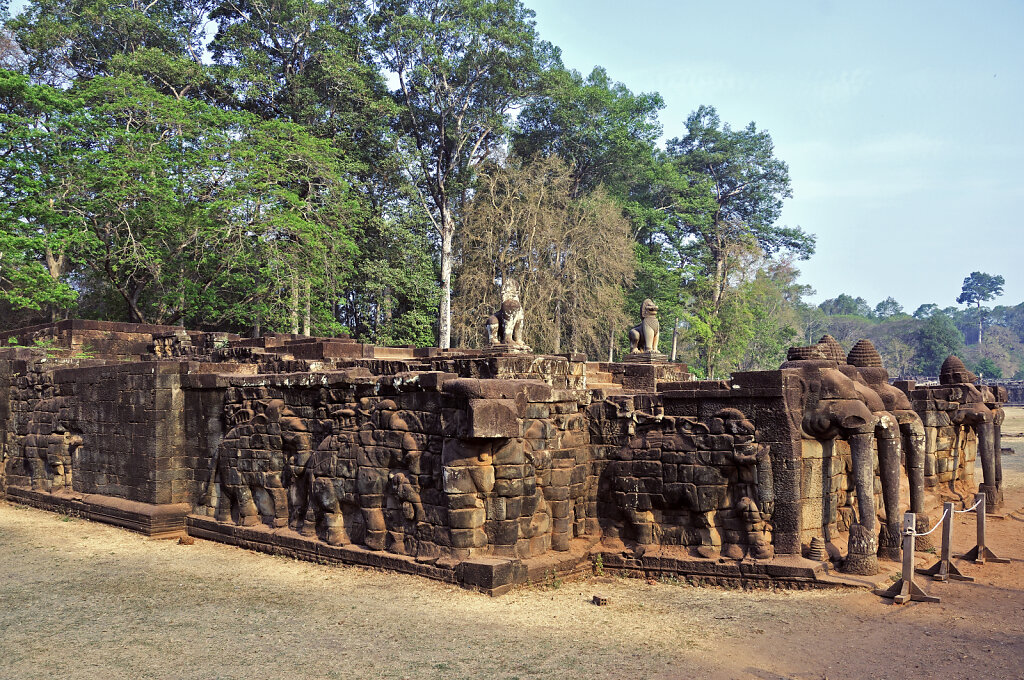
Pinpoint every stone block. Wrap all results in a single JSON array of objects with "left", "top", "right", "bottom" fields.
[
  {"left": 467, "top": 399, "right": 519, "bottom": 439},
  {"left": 450, "top": 527, "right": 487, "bottom": 549},
  {"left": 449, "top": 507, "right": 486, "bottom": 529}
]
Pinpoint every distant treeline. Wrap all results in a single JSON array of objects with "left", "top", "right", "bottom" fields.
[{"left": 806, "top": 281, "right": 1022, "bottom": 379}]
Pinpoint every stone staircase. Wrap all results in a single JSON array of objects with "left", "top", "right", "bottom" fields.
[{"left": 585, "top": 362, "right": 625, "bottom": 397}]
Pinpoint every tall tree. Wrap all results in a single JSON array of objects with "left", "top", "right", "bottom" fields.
[
  {"left": 512, "top": 65, "right": 693, "bottom": 350},
  {"left": 7, "top": 0, "right": 210, "bottom": 86},
  {"left": 209, "top": 0, "right": 397, "bottom": 183},
  {"left": 0, "top": 71, "right": 356, "bottom": 331},
  {"left": 370, "top": 0, "right": 555, "bottom": 349},
  {"left": 819, "top": 293, "right": 872, "bottom": 317},
  {"left": 664, "top": 105, "right": 813, "bottom": 377},
  {"left": 0, "top": 69, "right": 80, "bottom": 317},
  {"left": 913, "top": 313, "right": 964, "bottom": 375},
  {"left": 873, "top": 296, "right": 904, "bottom": 319},
  {"left": 513, "top": 65, "right": 663, "bottom": 199},
  {"left": 956, "top": 271, "right": 1004, "bottom": 344},
  {"left": 454, "top": 155, "right": 634, "bottom": 356}
]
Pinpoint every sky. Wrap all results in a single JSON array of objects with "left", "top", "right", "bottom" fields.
[
  {"left": 6, "top": 0, "right": 1022, "bottom": 313},
  {"left": 523, "top": 0, "right": 1024, "bottom": 313}
]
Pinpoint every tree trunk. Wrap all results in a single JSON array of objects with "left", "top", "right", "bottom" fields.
[
  {"left": 302, "top": 279, "right": 311, "bottom": 337},
  {"left": 438, "top": 209, "right": 454, "bottom": 350},
  {"left": 554, "top": 300, "right": 562, "bottom": 354},
  {"left": 670, "top": 316, "right": 679, "bottom": 362},
  {"left": 706, "top": 344, "right": 717, "bottom": 380},
  {"left": 44, "top": 246, "right": 65, "bottom": 323},
  {"left": 127, "top": 284, "right": 145, "bottom": 324},
  {"left": 608, "top": 324, "right": 614, "bottom": 362},
  {"left": 290, "top": 273, "right": 300, "bottom": 335},
  {"left": 977, "top": 302, "right": 983, "bottom": 344}
]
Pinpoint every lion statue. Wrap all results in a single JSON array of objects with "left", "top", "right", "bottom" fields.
[
  {"left": 486, "top": 279, "right": 526, "bottom": 347},
  {"left": 629, "top": 298, "right": 660, "bottom": 353}
]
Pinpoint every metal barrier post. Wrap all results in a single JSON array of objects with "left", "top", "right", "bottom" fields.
[
  {"left": 956, "top": 493, "right": 1009, "bottom": 564},
  {"left": 916, "top": 502, "right": 972, "bottom": 582},
  {"left": 876, "top": 512, "right": 939, "bottom": 604}
]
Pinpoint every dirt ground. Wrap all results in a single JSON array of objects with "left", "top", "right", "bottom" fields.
[{"left": 2, "top": 411, "right": 1024, "bottom": 679}]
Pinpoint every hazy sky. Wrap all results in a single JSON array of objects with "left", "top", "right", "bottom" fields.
[
  {"left": 524, "top": 0, "right": 1024, "bottom": 313},
  {"left": 7, "top": 0, "right": 1021, "bottom": 312}
]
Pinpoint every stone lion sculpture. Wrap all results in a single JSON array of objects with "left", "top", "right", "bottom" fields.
[
  {"left": 486, "top": 279, "right": 526, "bottom": 347},
  {"left": 629, "top": 298, "right": 660, "bottom": 353}
]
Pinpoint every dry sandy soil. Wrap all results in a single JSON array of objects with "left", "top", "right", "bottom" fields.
[{"left": 3, "top": 411, "right": 1024, "bottom": 680}]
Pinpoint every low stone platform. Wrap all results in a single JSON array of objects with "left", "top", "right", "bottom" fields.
[
  {"left": 7, "top": 487, "right": 190, "bottom": 538},
  {"left": 187, "top": 513, "right": 594, "bottom": 595},
  {"left": 0, "top": 321, "right": 1010, "bottom": 594}
]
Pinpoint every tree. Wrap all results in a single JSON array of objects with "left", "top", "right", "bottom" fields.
[
  {"left": 6, "top": 0, "right": 209, "bottom": 86},
  {"left": 370, "top": 0, "right": 555, "bottom": 349},
  {"left": 513, "top": 65, "right": 698, "bottom": 357},
  {"left": 957, "top": 271, "right": 1004, "bottom": 344},
  {"left": 880, "top": 337, "right": 915, "bottom": 378},
  {"left": 913, "top": 313, "right": 964, "bottom": 375},
  {"left": 0, "top": 5, "right": 27, "bottom": 72},
  {"left": 453, "top": 155, "right": 634, "bottom": 356},
  {"left": 1, "top": 71, "right": 357, "bottom": 331},
  {"left": 513, "top": 65, "right": 663, "bottom": 199},
  {"left": 209, "top": 0, "right": 397, "bottom": 180},
  {"left": 341, "top": 215, "right": 439, "bottom": 346},
  {"left": 664, "top": 105, "right": 813, "bottom": 377},
  {"left": 819, "top": 293, "right": 871, "bottom": 317},
  {"left": 873, "top": 296, "right": 904, "bottom": 319},
  {"left": 0, "top": 69, "right": 81, "bottom": 317},
  {"left": 913, "top": 303, "right": 939, "bottom": 319},
  {"left": 733, "top": 260, "right": 807, "bottom": 372},
  {"left": 971, "top": 357, "right": 1001, "bottom": 379}
]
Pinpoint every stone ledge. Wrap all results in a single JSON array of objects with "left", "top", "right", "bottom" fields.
[
  {"left": 592, "top": 548, "right": 845, "bottom": 589},
  {"left": 185, "top": 515, "right": 597, "bottom": 596},
  {"left": 5, "top": 486, "right": 189, "bottom": 538}
]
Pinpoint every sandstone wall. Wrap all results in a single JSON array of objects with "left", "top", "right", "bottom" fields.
[{"left": 0, "top": 322, "right": 1008, "bottom": 592}]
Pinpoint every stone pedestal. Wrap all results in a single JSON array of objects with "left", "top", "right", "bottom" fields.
[
  {"left": 623, "top": 351, "right": 667, "bottom": 363},
  {"left": 482, "top": 343, "right": 533, "bottom": 356}
]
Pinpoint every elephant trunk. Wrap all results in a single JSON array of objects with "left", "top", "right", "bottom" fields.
[{"left": 844, "top": 432, "right": 879, "bottom": 575}]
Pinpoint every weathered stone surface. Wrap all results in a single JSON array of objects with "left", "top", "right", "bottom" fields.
[{"left": 0, "top": 321, "right": 1001, "bottom": 593}]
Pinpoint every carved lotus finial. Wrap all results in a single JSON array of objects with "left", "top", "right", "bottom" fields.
[
  {"left": 940, "top": 355, "right": 977, "bottom": 385},
  {"left": 816, "top": 335, "right": 847, "bottom": 364},
  {"left": 847, "top": 339, "right": 883, "bottom": 368}
]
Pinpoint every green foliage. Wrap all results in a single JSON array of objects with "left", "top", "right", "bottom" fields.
[
  {"left": 209, "top": 0, "right": 398, "bottom": 181},
  {"left": 970, "top": 357, "right": 1002, "bottom": 379},
  {"left": 913, "top": 313, "right": 964, "bottom": 375},
  {"left": 662, "top": 106, "right": 813, "bottom": 377},
  {"left": 7, "top": 0, "right": 208, "bottom": 84},
  {"left": 958, "top": 271, "right": 1004, "bottom": 308},
  {"left": 957, "top": 271, "right": 1005, "bottom": 344},
  {"left": 0, "top": 69, "right": 357, "bottom": 332},
  {"left": 873, "top": 296, "right": 904, "bottom": 319},
  {"left": 344, "top": 217, "right": 439, "bottom": 347},
  {"left": 514, "top": 65, "right": 664, "bottom": 199},
  {"left": 820, "top": 294, "right": 872, "bottom": 317},
  {"left": 371, "top": 0, "right": 557, "bottom": 348},
  {"left": 10, "top": 0, "right": 1017, "bottom": 376}
]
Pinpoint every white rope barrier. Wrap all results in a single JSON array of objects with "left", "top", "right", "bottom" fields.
[
  {"left": 911, "top": 507, "right": 950, "bottom": 537},
  {"left": 954, "top": 498, "right": 983, "bottom": 514}
]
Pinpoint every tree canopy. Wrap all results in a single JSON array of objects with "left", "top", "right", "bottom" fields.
[{"left": 2, "top": 0, "right": 1020, "bottom": 378}]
